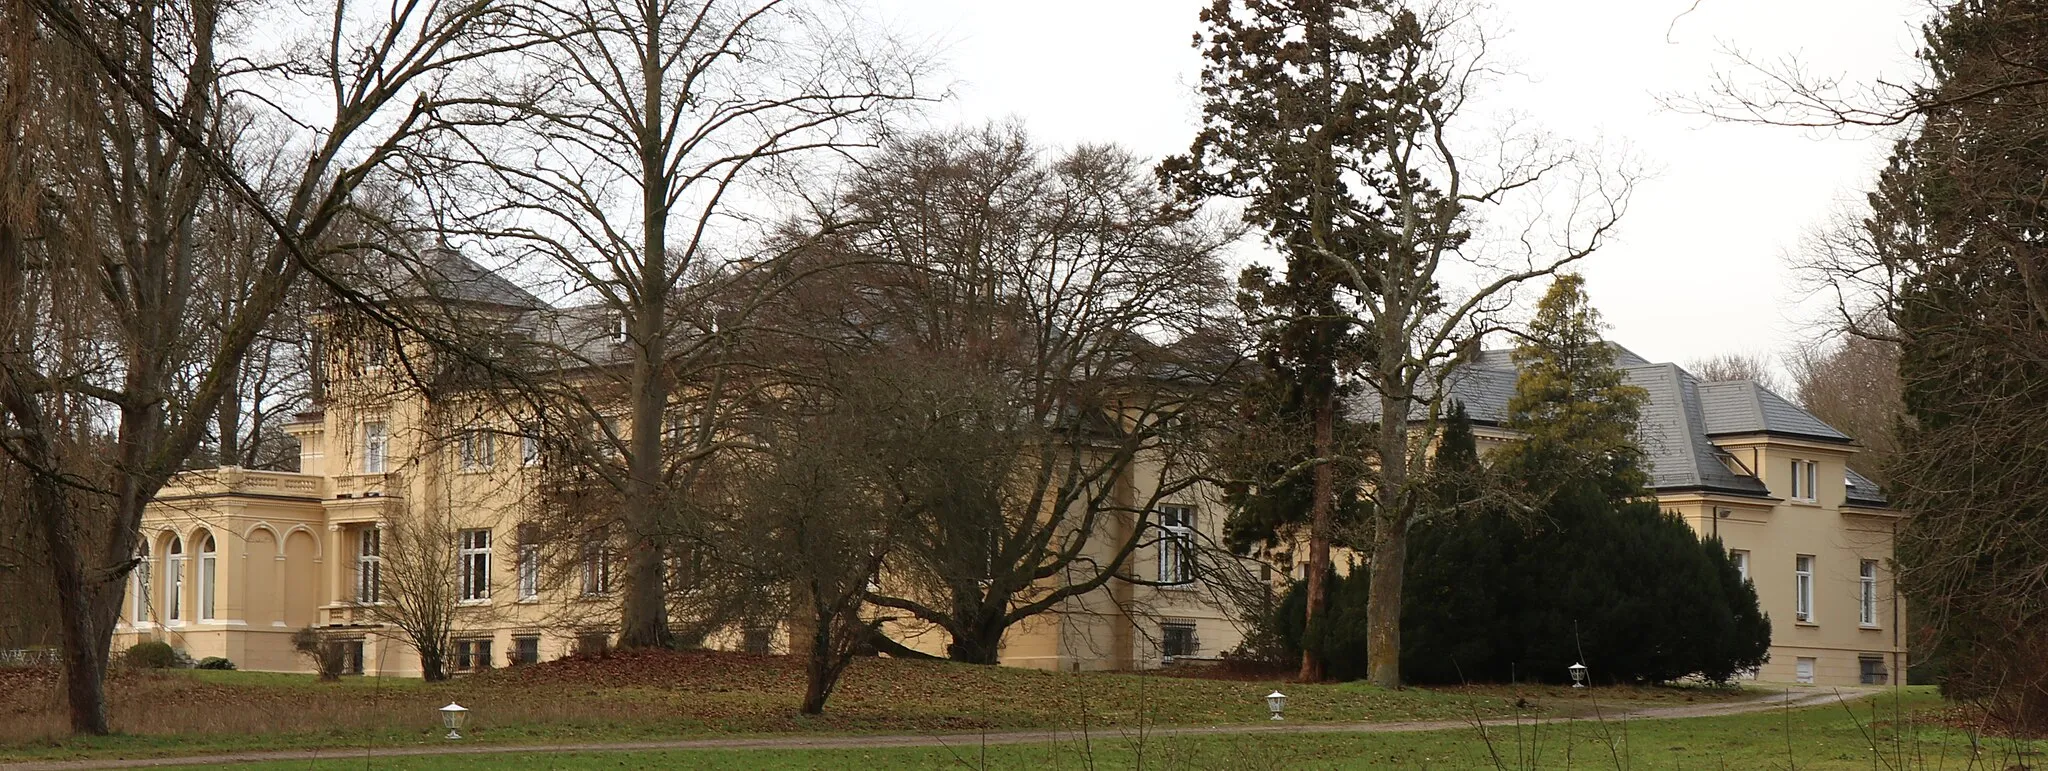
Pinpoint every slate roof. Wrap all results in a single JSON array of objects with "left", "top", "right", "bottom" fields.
[
  {"left": 1695, "top": 380, "right": 1853, "bottom": 441},
  {"left": 1355, "top": 345, "right": 1886, "bottom": 505},
  {"left": 341, "top": 247, "right": 547, "bottom": 311}
]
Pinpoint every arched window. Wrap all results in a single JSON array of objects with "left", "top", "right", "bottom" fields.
[
  {"left": 132, "top": 542, "right": 152, "bottom": 625},
  {"left": 166, "top": 536, "right": 185, "bottom": 623},
  {"left": 198, "top": 534, "right": 218, "bottom": 621}
]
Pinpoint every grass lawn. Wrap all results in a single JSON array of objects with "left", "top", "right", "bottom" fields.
[
  {"left": 144, "top": 687, "right": 2033, "bottom": 770},
  {"left": 0, "top": 651, "right": 1753, "bottom": 763}
]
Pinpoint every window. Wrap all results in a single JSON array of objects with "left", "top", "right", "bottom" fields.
[
  {"left": 1162, "top": 622, "right": 1199, "bottom": 659},
  {"left": 363, "top": 336, "right": 390, "bottom": 371},
  {"left": 1789, "top": 459, "right": 1819, "bottom": 502},
  {"left": 357, "top": 528, "right": 382, "bottom": 604},
  {"left": 518, "top": 544, "right": 540, "bottom": 600},
  {"left": 197, "top": 534, "right": 217, "bottom": 621},
  {"left": 362, "top": 421, "right": 388, "bottom": 474},
  {"left": 741, "top": 627, "right": 772, "bottom": 655},
  {"left": 132, "top": 543, "right": 151, "bottom": 625},
  {"left": 580, "top": 534, "right": 611, "bottom": 596},
  {"left": 458, "top": 529, "right": 492, "bottom": 602},
  {"left": 166, "top": 536, "right": 184, "bottom": 623},
  {"left": 1796, "top": 657, "right": 1816, "bottom": 684},
  {"left": 1795, "top": 555, "right": 1815, "bottom": 623},
  {"left": 577, "top": 632, "right": 611, "bottom": 657},
  {"left": 1860, "top": 656, "right": 1888, "bottom": 685},
  {"left": 512, "top": 636, "right": 541, "bottom": 666},
  {"left": 1156, "top": 505, "right": 1195, "bottom": 585},
  {"left": 1732, "top": 550, "right": 1750, "bottom": 583},
  {"left": 454, "top": 638, "right": 494, "bottom": 672},
  {"left": 1860, "top": 560, "right": 1879, "bottom": 626},
  {"left": 341, "top": 639, "right": 366, "bottom": 675},
  {"left": 459, "top": 429, "right": 494, "bottom": 471},
  {"left": 521, "top": 434, "right": 541, "bottom": 467}
]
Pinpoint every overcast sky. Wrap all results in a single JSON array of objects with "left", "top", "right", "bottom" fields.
[{"left": 865, "top": 0, "right": 1932, "bottom": 375}]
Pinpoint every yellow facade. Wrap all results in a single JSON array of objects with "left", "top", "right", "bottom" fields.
[{"left": 116, "top": 379, "right": 1252, "bottom": 676}]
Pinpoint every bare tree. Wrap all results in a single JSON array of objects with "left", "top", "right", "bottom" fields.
[
  {"left": 784, "top": 125, "right": 1240, "bottom": 665},
  {"left": 1687, "top": 352, "right": 1787, "bottom": 394},
  {"left": 408, "top": 0, "right": 928, "bottom": 650},
  {"left": 1788, "top": 334, "right": 1900, "bottom": 484},
  {"left": 5, "top": 0, "right": 539, "bottom": 732},
  {"left": 1169, "top": 0, "right": 1633, "bottom": 685}
]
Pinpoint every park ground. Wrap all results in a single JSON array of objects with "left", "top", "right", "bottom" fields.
[{"left": 0, "top": 651, "right": 2032, "bottom": 769}]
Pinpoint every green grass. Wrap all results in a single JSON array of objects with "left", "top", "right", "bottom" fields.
[{"left": 146, "top": 687, "right": 2032, "bottom": 770}]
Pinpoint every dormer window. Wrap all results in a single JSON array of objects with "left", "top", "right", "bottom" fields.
[{"left": 1789, "top": 459, "right": 1819, "bottom": 502}]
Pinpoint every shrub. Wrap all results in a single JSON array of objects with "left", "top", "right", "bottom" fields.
[
  {"left": 124, "top": 641, "right": 180, "bottom": 669},
  {"left": 195, "top": 656, "right": 236, "bottom": 670},
  {"left": 1276, "top": 483, "right": 1772, "bottom": 685},
  {"left": 291, "top": 627, "right": 347, "bottom": 681}
]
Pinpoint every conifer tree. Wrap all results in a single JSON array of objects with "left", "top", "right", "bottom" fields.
[{"left": 1496, "top": 273, "right": 1648, "bottom": 499}]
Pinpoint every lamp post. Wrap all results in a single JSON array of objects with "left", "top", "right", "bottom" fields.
[
  {"left": 1266, "top": 691, "right": 1287, "bottom": 721},
  {"left": 440, "top": 702, "right": 469, "bottom": 740},
  {"left": 1568, "top": 663, "right": 1588, "bottom": 689}
]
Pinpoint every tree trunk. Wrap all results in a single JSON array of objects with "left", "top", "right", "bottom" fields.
[
  {"left": 49, "top": 505, "right": 112, "bottom": 735},
  {"left": 616, "top": 0, "right": 673, "bottom": 650},
  {"left": 1364, "top": 390, "right": 1409, "bottom": 688},
  {"left": 799, "top": 606, "right": 842, "bottom": 715},
  {"left": 946, "top": 611, "right": 1005, "bottom": 665},
  {"left": 420, "top": 646, "right": 448, "bottom": 682},
  {"left": 1297, "top": 393, "right": 1335, "bottom": 683}
]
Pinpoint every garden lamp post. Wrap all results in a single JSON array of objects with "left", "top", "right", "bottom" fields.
[
  {"left": 1569, "top": 663, "right": 1588, "bottom": 689},
  {"left": 440, "top": 702, "right": 469, "bottom": 740},
  {"left": 1266, "top": 691, "right": 1287, "bottom": 721}
]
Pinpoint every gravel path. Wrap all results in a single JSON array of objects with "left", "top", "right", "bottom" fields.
[{"left": 0, "top": 687, "right": 1876, "bottom": 770}]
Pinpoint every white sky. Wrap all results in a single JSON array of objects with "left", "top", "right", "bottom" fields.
[{"left": 865, "top": 0, "right": 1932, "bottom": 370}]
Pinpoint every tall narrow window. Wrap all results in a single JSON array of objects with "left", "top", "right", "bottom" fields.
[
  {"left": 580, "top": 533, "right": 611, "bottom": 596},
  {"left": 132, "top": 543, "right": 152, "bottom": 625},
  {"left": 1732, "top": 550, "right": 1750, "bottom": 583},
  {"left": 521, "top": 434, "right": 541, "bottom": 467},
  {"left": 363, "top": 421, "right": 388, "bottom": 474},
  {"left": 357, "top": 528, "right": 382, "bottom": 604},
  {"left": 518, "top": 544, "right": 540, "bottom": 600},
  {"left": 1790, "top": 459, "right": 1819, "bottom": 502},
  {"left": 458, "top": 529, "right": 492, "bottom": 602},
  {"left": 198, "top": 535, "right": 217, "bottom": 621},
  {"left": 1157, "top": 505, "right": 1195, "bottom": 585},
  {"left": 1860, "top": 559, "right": 1879, "bottom": 626},
  {"left": 1795, "top": 554, "right": 1815, "bottom": 622},
  {"left": 166, "top": 536, "right": 184, "bottom": 623},
  {"left": 459, "top": 429, "right": 494, "bottom": 471}
]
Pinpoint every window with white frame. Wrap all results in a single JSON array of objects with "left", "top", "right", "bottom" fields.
[
  {"left": 1796, "top": 657, "right": 1816, "bottom": 684},
  {"left": 458, "top": 529, "right": 492, "bottom": 602},
  {"left": 166, "top": 536, "right": 184, "bottom": 623},
  {"left": 1789, "top": 459, "right": 1819, "bottom": 502},
  {"left": 362, "top": 421, "right": 388, "bottom": 474},
  {"left": 357, "top": 528, "right": 382, "bottom": 604},
  {"left": 1732, "top": 550, "right": 1750, "bottom": 583},
  {"left": 518, "top": 543, "right": 540, "bottom": 600},
  {"left": 1795, "top": 554, "right": 1815, "bottom": 622},
  {"left": 132, "top": 542, "right": 152, "bottom": 625},
  {"left": 198, "top": 534, "right": 217, "bottom": 621},
  {"left": 521, "top": 434, "right": 541, "bottom": 467},
  {"left": 1860, "top": 559, "right": 1879, "bottom": 626},
  {"left": 1157, "top": 505, "right": 1195, "bottom": 585},
  {"left": 580, "top": 533, "right": 611, "bottom": 596},
  {"left": 459, "top": 429, "right": 494, "bottom": 471}
]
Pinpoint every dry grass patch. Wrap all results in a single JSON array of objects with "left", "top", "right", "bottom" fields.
[{"left": 0, "top": 652, "right": 1749, "bottom": 762}]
